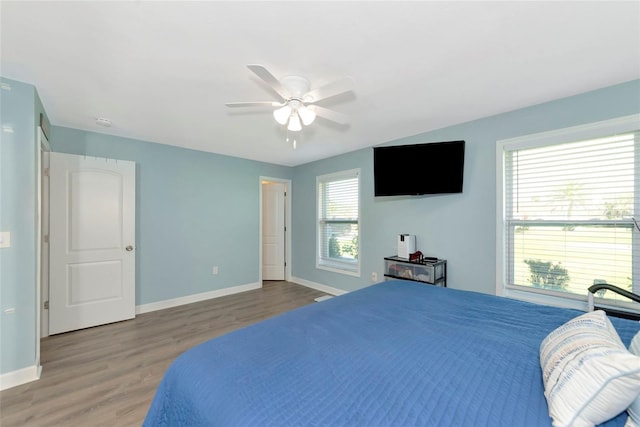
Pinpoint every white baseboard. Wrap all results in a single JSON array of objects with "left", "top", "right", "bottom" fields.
[
  {"left": 135, "top": 282, "right": 262, "bottom": 315},
  {"left": 290, "top": 276, "right": 348, "bottom": 296},
  {"left": 0, "top": 364, "right": 41, "bottom": 391}
]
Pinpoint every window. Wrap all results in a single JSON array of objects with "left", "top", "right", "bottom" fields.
[
  {"left": 317, "top": 169, "right": 360, "bottom": 276},
  {"left": 498, "top": 115, "right": 639, "bottom": 311}
]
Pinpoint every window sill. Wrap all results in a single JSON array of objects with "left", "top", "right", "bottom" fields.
[
  {"left": 504, "top": 285, "right": 589, "bottom": 311},
  {"left": 316, "top": 262, "right": 360, "bottom": 278},
  {"left": 503, "top": 285, "right": 640, "bottom": 315}
]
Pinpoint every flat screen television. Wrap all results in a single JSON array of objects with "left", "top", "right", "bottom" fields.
[{"left": 373, "top": 140, "right": 465, "bottom": 196}]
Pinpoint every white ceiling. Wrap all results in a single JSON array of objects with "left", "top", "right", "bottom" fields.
[{"left": 2, "top": 1, "right": 639, "bottom": 167}]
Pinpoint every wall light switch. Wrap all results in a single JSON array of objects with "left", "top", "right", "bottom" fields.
[{"left": 0, "top": 232, "right": 10, "bottom": 248}]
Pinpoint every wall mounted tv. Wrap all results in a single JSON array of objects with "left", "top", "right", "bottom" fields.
[{"left": 373, "top": 140, "right": 465, "bottom": 196}]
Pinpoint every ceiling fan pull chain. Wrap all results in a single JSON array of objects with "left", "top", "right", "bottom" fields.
[{"left": 285, "top": 129, "right": 296, "bottom": 149}]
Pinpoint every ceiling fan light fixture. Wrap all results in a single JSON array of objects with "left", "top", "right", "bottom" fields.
[
  {"left": 226, "top": 65, "right": 352, "bottom": 138},
  {"left": 273, "top": 105, "right": 292, "bottom": 125},
  {"left": 297, "top": 105, "right": 316, "bottom": 126},
  {"left": 288, "top": 113, "right": 302, "bottom": 131}
]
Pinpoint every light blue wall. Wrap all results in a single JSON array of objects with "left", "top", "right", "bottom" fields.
[
  {"left": 50, "top": 128, "right": 293, "bottom": 305},
  {"left": 292, "top": 79, "right": 640, "bottom": 294},
  {"left": 0, "top": 77, "right": 45, "bottom": 374}
]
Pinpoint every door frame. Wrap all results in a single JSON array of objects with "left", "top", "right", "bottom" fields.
[
  {"left": 259, "top": 177, "right": 291, "bottom": 283},
  {"left": 36, "top": 127, "right": 50, "bottom": 373}
]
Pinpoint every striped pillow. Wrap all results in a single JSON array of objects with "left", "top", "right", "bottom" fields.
[
  {"left": 627, "top": 332, "right": 640, "bottom": 427},
  {"left": 540, "top": 310, "right": 640, "bottom": 427}
]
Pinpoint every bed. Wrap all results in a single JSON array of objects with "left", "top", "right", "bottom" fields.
[{"left": 143, "top": 280, "right": 640, "bottom": 426}]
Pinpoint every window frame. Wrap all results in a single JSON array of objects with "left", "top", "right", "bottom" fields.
[
  {"left": 316, "top": 168, "right": 361, "bottom": 277},
  {"left": 496, "top": 114, "right": 640, "bottom": 311}
]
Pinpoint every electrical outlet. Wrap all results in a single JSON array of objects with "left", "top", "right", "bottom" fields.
[
  {"left": 371, "top": 272, "right": 378, "bottom": 282},
  {"left": 212, "top": 266, "right": 219, "bottom": 275}
]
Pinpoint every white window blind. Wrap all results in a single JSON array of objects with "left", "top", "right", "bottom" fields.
[
  {"left": 317, "top": 169, "right": 360, "bottom": 275},
  {"left": 503, "top": 131, "right": 638, "bottom": 304}
]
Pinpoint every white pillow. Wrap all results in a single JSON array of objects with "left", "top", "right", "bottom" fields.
[
  {"left": 627, "top": 331, "right": 640, "bottom": 427},
  {"left": 540, "top": 310, "right": 640, "bottom": 427}
]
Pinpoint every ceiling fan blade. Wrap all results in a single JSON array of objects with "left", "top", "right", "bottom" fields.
[
  {"left": 247, "top": 64, "right": 290, "bottom": 100},
  {"left": 225, "top": 101, "right": 282, "bottom": 108},
  {"left": 304, "top": 77, "right": 354, "bottom": 103},
  {"left": 309, "top": 105, "right": 349, "bottom": 125}
]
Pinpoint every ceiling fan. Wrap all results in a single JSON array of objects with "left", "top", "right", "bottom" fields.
[{"left": 225, "top": 64, "right": 353, "bottom": 132}]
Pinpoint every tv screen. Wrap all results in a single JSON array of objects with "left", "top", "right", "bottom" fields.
[{"left": 373, "top": 140, "right": 465, "bottom": 196}]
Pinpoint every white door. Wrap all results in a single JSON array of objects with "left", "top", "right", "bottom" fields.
[
  {"left": 49, "top": 152, "right": 136, "bottom": 334},
  {"left": 262, "top": 182, "right": 285, "bottom": 280}
]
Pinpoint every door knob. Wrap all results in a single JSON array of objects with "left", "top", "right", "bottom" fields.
[{"left": 126, "top": 245, "right": 134, "bottom": 251}]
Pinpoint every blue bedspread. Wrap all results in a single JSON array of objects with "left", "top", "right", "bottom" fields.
[{"left": 144, "top": 280, "right": 640, "bottom": 426}]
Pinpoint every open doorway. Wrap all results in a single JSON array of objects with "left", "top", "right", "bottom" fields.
[{"left": 260, "top": 177, "right": 291, "bottom": 284}]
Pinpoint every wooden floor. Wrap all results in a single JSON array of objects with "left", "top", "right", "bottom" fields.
[{"left": 0, "top": 281, "right": 325, "bottom": 427}]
